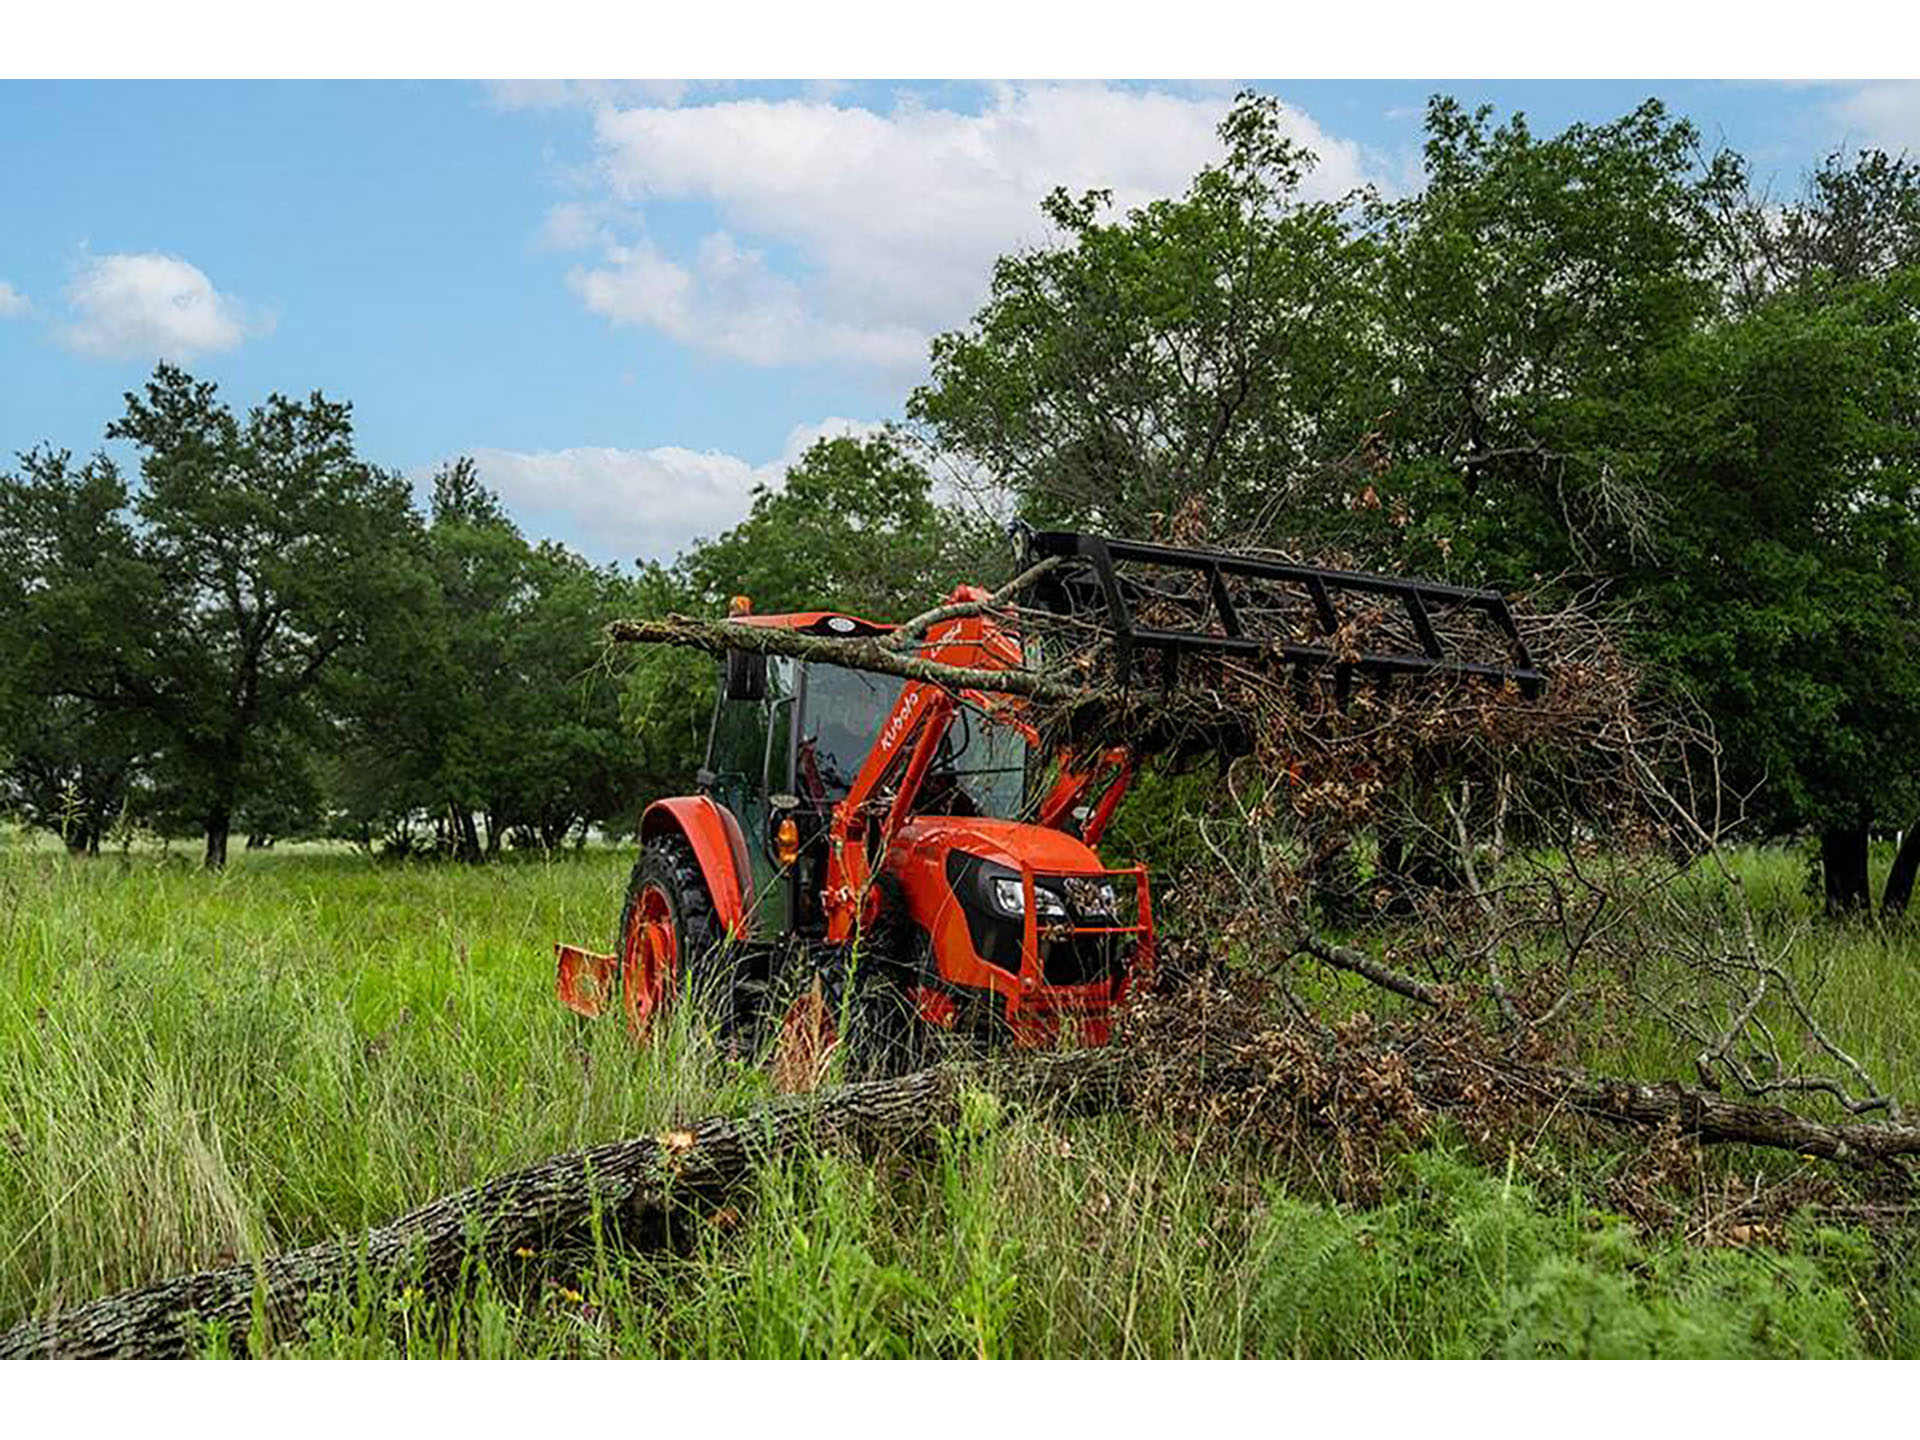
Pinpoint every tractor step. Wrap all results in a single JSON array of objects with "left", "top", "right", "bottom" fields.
[{"left": 555, "top": 944, "right": 617, "bottom": 1019}]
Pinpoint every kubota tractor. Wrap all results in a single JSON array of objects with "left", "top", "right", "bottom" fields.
[{"left": 556, "top": 529, "right": 1541, "bottom": 1084}]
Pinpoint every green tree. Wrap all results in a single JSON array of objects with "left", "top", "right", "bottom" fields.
[
  {"left": 1631, "top": 270, "right": 1920, "bottom": 910},
  {"left": 0, "top": 449, "right": 161, "bottom": 852},
  {"left": 910, "top": 94, "right": 1384, "bottom": 542},
  {"left": 331, "top": 459, "right": 645, "bottom": 857},
  {"left": 1363, "top": 97, "right": 1745, "bottom": 585},
  {"left": 99, "top": 364, "right": 425, "bottom": 867}
]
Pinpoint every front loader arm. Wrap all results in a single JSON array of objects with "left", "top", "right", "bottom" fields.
[
  {"left": 1036, "top": 745, "right": 1136, "bottom": 846},
  {"left": 822, "top": 677, "right": 956, "bottom": 942},
  {"left": 821, "top": 586, "right": 1025, "bottom": 942}
]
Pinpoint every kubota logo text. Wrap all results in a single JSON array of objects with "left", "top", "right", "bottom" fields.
[{"left": 881, "top": 687, "right": 923, "bottom": 753}]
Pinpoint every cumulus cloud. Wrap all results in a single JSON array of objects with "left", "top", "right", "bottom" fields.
[
  {"left": 1829, "top": 81, "right": 1920, "bottom": 155},
  {"left": 558, "top": 83, "right": 1376, "bottom": 376},
  {"left": 463, "top": 416, "right": 888, "bottom": 565},
  {"left": 60, "top": 252, "right": 266, "bottom": 362},
  {"left": 0, "top": 280, "right": 30, "bottom": 318}
]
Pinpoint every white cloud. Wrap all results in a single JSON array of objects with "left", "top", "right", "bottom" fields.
[
  {"left": 1828, "top": 82, "right": 1920, "bottom": 155},
  {"left": 463, "top": 416, "right": 888, "bottom": 565},
  {"left": 0, "top": 280, "right": 30, "bottom": 318},
  {"left": 59, "top": 252, "right": 266, "bottom": 362},
  {"left": 559, "top": 83, "right": 1376, "bottom": 377},
  {"left": 489, "top": 79, "right": 702, "bottom": 111}
]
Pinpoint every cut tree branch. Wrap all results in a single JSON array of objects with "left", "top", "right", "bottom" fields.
[
  {"left": 606, "top": 614, "right": 1085, "bottom": 702},
  {"left": 884, "top": 555, "right": 1062, "bottom": 652}
]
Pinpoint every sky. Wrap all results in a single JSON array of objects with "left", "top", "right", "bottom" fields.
[{"left": 3, "top": 78, "right": 1918, "bottom": 569}]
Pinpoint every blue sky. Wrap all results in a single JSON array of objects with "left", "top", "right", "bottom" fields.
[{"left": 3, "top": 79, "right": 1917, "bottom": 567}]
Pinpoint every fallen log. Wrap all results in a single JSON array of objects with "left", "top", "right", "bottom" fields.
[
  {"left": 0, "top": 1052, "right": 1120, "bottom": 1359},
  {"left": 1495, "top": 1063, "right": 1920, "bottom": 1166},
  {"left": 7, "top": 1033, "right": 1914, "bottom": 1359}
]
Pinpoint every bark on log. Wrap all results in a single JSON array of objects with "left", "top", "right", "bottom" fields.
[
  {"left": 605, "top": 614, "right": 1086, "bottom": 703},
  {"left": 1493, "top": 1063, "right": 1920, "bottom": 1165},
  {"left": 8, "top": 1038, "right": 1916, "bottom": 1359}
]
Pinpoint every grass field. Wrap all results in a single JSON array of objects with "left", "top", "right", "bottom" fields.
[{"left": 2, "top": 839, "right": 1916, "bottom": 1358}]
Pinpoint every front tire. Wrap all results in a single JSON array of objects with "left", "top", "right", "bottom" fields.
[{"left": 768, "top": 948, "right": 922, "bottom": 1092}]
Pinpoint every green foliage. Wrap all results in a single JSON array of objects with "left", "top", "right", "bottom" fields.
[
  {"left": 911, "top": 93, "right": 1384, "bottom": 539},
  {"left": 1365, "top": 97, "right": 1744, "bottom": 584},
  {"left": 0, "top": 449, "right": 161, "bottom": 851},
  {"left": 1628, "top": 272, "right": 1920, "bottom": 834},
  {"left": 681, "top": 432, "right": 998, "bottom": 618},
  {"left": 329, "top": 458, "right": 647, "bottom": 854},
  {"left": 1249, "top": 1149, "right": 1863, "bottom": 1358}
]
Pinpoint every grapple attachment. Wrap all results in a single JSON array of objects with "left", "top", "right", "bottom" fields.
[{"left": 1019, "top": 529, "right": 1544, "bottom": 697}]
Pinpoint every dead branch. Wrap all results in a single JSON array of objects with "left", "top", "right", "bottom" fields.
[
  {"left": 606, "top": 614, "right": 1082, "bottom": 702},
  {"left": 885, "top": 555, "right": 1062, "bottom": 651},
  {"left": 1290, "top": 931, "right": 1444, "bottom": 1009}
]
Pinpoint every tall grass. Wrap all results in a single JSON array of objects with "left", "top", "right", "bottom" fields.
[{"left": 1, "top": 842, "right": 1913, "bottom": 1357}]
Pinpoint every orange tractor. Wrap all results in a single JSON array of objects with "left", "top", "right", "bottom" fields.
[{"left": 556, "top": 529, "right": 1541, "bottom": 1082}]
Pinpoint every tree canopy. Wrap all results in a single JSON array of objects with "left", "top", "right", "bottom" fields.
[{"left": 911, "top": 91, "right": 1920, "bottom": 912}]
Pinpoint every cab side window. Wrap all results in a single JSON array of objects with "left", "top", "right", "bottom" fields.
[
  {"left": 796, "top": 663, "right": 903, "bottom": 808},
  {"left": 707, "top": 657, "right": 794, "bottom": 783}
]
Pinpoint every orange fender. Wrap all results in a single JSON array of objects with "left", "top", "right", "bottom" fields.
[{"left": 640, "top": 797, "right": 754, "bottom": 939}]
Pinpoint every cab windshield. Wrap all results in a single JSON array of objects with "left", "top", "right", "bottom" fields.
[
  {"left": 921, "top": 702, "right": 1028, "bottom": 819},
  {"left": 795, "top": 663, "right": 1028, "bottom": 819}
]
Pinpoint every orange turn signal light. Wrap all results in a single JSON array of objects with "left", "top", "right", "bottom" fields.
[{"left": 774, "top": 817, "right": 800, "bottom": 866}]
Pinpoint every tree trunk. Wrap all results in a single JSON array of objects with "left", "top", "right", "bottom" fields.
[
  {"left": 203, "top": 807, "right": 231, "bottom": 871},
  {"left": 1821, "top": 824, "right": 1872, "bottom": 915},
  {"left": 1883, "top": 824, "right": 1920, "bottom": 918},
  {"left": 457, "top": 810, "right": 483, "bottom": 865}
]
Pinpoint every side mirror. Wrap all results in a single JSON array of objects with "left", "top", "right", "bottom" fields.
[{"left": 724, "top": 647, "right": 767, "bottom": 702}]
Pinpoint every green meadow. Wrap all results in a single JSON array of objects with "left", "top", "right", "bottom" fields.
[{"left": 2, "top": 842, "right": 1915, "bottom": 1358}]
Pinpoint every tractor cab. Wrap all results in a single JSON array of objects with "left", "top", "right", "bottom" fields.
[{"left": 702, "top": 609, "right": 1038, "bottom": 941}]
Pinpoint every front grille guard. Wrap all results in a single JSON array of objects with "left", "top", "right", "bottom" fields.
[{"left": 1010, "top": 861, "right": 1154, "bottom": 1012}]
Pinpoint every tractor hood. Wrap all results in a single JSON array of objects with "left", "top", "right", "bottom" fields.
[{"left": 892, "top": 815, "right": 1107, "bottom": 875}]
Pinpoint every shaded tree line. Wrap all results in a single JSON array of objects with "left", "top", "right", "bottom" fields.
[
  {"left": 0, "top": 368, "right": 990, "bottom": 867},
  {"left": 0, "top": 368, "right": 649, "bottom": 865}
]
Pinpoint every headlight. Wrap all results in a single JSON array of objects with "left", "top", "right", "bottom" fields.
[{"left": 990, "top": 875, "right": 1066, "bottom": 917}]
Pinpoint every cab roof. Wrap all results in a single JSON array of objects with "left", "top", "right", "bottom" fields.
[{"left": 731, "top": 611, "right": 895, "bottom": 638}]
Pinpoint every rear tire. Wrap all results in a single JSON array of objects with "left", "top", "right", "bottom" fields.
[{"left": 615, "top": 836, "right": 722, "bottom": 1038}]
